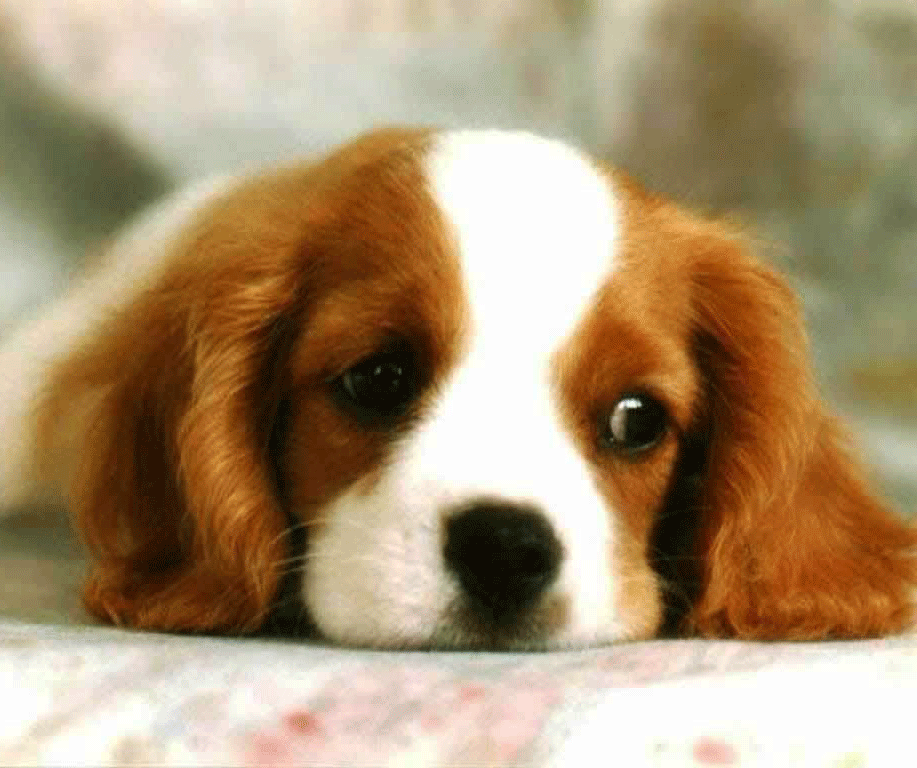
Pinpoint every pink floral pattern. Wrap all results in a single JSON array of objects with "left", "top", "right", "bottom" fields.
[{"left": 1, "top": 622, "right": 915, "bottom": 766}]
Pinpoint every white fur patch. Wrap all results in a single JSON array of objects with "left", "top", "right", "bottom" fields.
[{"left": 304, "top": 130, "right": 624, "bottom": 647}]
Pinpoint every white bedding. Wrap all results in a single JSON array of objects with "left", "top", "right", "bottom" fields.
[{"left": 3, "top": 620, "right": 915, "bottom": 767}]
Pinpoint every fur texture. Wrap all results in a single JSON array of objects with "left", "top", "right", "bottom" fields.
[{"left": 1, "top": 127, "right": 913, "bottom": 648}]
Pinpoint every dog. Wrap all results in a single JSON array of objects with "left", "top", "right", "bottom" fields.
[{"left": 1, "top": 127, "right": 914, "bottom": 649}]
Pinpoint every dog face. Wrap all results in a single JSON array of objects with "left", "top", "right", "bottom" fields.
[
  {"left": 291, "top": 131, "right": 686, "bottom": 647},
  {"left": 31, "top": 128, "right": 916, "bottom": 648}
]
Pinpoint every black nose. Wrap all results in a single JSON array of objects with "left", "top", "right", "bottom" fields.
[{"left": 443, "top": 502, "right": 562, "bottom": 623}]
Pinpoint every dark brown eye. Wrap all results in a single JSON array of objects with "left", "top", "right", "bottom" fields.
[
  {"left": 334, "top": 348, "right": 417, "bottom": 424},
  {"left": 602, "top": 393, "right": 668, "bottom": 455}
]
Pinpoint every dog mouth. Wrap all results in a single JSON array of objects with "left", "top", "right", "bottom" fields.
[
  {"left": 264, "top": 588, "right": 573, "bottom": 651},
  {"left": 419, "top": 592, "right": 572, "bottom": 651},
  {"left": 267, "top": 505, "right": 578, "bottom": 650}
]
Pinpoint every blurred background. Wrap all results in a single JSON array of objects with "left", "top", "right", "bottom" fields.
[{"left": 0, "top": 0, "right": 914, "bottom": 513}]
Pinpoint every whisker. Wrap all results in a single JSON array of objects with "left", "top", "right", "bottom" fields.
[
  {"left": 264, "top": 520, "right": 310, "bottom": 552},
  {"left": 277, "top": 552, "right": 398, "bottom": 574}
]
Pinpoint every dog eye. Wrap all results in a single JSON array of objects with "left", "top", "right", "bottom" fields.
[
  {"left": 602, "top": 393, "right": 668, "bottom": 455},
  {"left": 334, "top": 349, "right": 417, "bottom": 423}
]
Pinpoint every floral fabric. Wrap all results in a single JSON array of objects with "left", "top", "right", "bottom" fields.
[{"left": 2, "top": 620, "right": 914, "bottom": 767}]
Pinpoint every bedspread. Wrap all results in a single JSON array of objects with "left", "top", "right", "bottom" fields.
[{"left": 2, "top": 619, "right": 915, "bottom": 767}]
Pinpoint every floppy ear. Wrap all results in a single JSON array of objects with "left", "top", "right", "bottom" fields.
[
  {"left": 682, "top": 232, "right": 916, "bottom": 639},
  {"left": 37, "top": 236, "right": 304, "bottom": 634}
]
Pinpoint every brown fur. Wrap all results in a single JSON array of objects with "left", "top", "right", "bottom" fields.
[
  {"left": 35, "top": 127, "right": 466, "bottom": 633},
  {"left": 610, "top": 175, "right": 917, "bottom": 639}
]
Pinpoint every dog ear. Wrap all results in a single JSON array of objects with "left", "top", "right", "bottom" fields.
[
  {"left": 37, "top": 220, "right": 305, "bottom": 634},
  {"left": 680, "top": 231, "right": 916, "bottom": 639}
]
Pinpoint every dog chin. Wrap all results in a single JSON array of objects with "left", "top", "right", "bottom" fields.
[{"left": 305, "top": 591, "right": 644, "bottom": 651}]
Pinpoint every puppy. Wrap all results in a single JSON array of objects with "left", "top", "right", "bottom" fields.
[{"left": 1, "top": 127, "right": 914, "bottom": 649}]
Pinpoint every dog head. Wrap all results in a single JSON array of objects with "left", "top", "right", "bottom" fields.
[{"left": 42, "top": 128, "right": 916, "bottom": 648}]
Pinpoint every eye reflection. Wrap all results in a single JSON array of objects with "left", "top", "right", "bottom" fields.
[
  {"left": 334, "top": 347, "right": 418, "bottom": 424},
  {"left": 603, "top": 393, "right": 668, "bottom": 455}
]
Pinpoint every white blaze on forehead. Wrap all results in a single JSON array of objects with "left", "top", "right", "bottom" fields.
[
  {"left": 303, "top": 130, "right": 633, "bottom": 647},
  {"left": 426, "top": 130, "right": 618, "bottom": 354},
  {"left": 417, "top": 130, "right": 624, "bottom": 642},
  {"left": 419, "top": 129, "right": 620, "bottom": 491}
]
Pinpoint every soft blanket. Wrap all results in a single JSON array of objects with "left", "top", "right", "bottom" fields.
[{"left": 2, "top": 590, "right": 915, "bottom": 766}]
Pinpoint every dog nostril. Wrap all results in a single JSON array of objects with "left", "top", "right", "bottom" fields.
[{"left": 443, "top": 502, "right": 562, "bottom": 622}]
